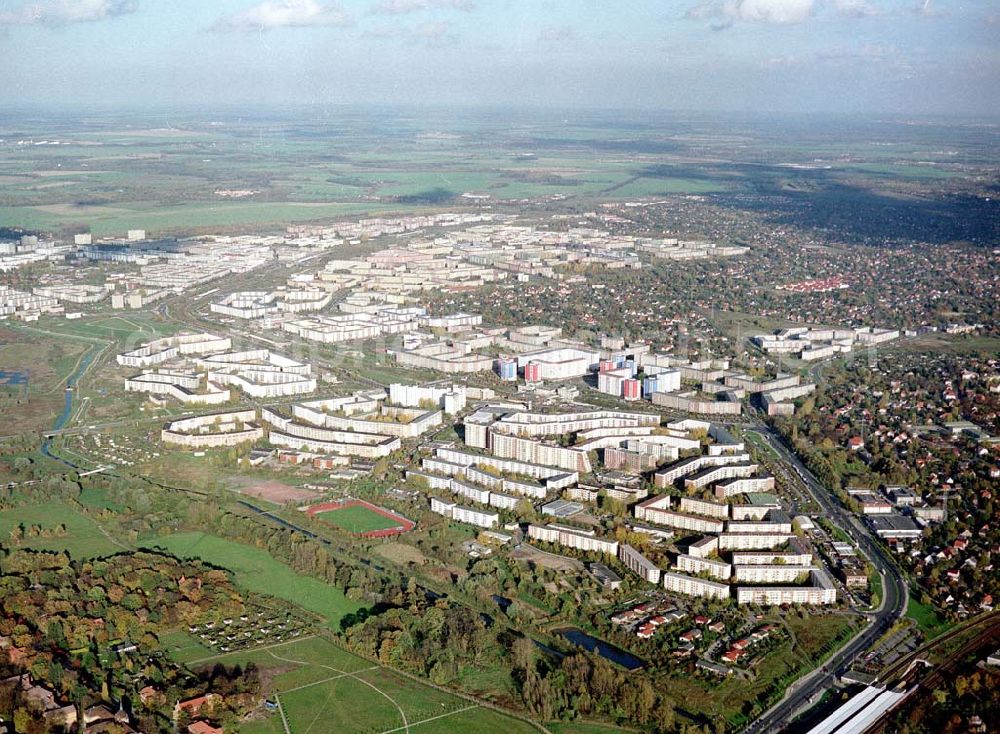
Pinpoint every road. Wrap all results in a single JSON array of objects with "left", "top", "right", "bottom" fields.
[{"left": 744, "top": 425, "right": 908, "bottom": 734}]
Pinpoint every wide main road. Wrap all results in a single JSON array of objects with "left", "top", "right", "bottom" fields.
[{"left": 744, "top": 425, "right": 908, "bottom": 734}]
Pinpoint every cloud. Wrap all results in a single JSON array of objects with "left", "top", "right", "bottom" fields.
[
  {"left": 369, "top": 0, "right": 473, "bottom": 16},
  {"left": 213, "top": 0, "right": 351, "bottom": 31},
  {"left": 688, "top": 0, "right": 885, "bottom": 28},
  {"left": 722, "top": 0, "right": 816, "bottom": 25},
  {"left": 0, "top": 0, "right": 136, "bottom": 26}
]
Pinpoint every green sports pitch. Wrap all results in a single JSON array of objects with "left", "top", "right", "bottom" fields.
[{"left": 313, "top": 504, "right": 404, "bottom": 534}]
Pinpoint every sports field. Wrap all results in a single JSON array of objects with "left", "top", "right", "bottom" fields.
[
  {"left": 315, "top": 504, "right": 402, "bottom": 534},
  {"left": 186, "top": 636, "right": 541, "bottom": 734},
  {"left": 305, "top": 500, "right": 415, "bottom": 538},
  {"left": 145, "top": 532, "right": 362, "bottom": 629}
]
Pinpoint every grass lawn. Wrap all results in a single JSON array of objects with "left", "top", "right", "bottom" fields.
[
  {"left": 546, "top": 723, "right": 631, "bottom": 734},
  {"left": 315, "top": 504, "right": 400, "bottom": 534},
  {"left": 0, "top": 502, "right": 123, "bottom": 558},
  {"left": 182, "top": 637, "right": 540, "bottom": 734},
  {"left": 78, "top": 486, "right": 125, "bottom": 513},
  {"left": 144, "top": 532, "right": 362, "bottom": 629},
  {"left": 159, "top": 630, "right": 216, "bottom": 665},
  {"left": 906, "top": 592, "right": 952, "bottom": 639}
]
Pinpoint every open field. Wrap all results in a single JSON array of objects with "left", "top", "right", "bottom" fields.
[
  {"left": 546, "top": 723, "right": 631, "bottom": 734},
  {"left": 906, "top": 592, "right": 953, "bottom": 639},
  {"left": 0, "top": 325, "right": 94, "bottom": 433},
  {"left": 230, "top": 478, "right": 320, "bottom": 505},
  {"left": 143, "top": 531, "right": 363, "bottom": 629},
  {"left": 4, "top": 111, "right": 992, "bottom": 247},
  {"left": 177, "top": 636, "right": 540, "bottom": 734},
  {"left": 0, "top": 502, "right": 124, "bottom": 558}
]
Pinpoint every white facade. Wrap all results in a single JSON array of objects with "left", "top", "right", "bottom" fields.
[
  {"left": 662, "top": 571, "right": 731, "bottom": 600},
  {"left": 527, "top": 523, "right": 619, "bottom": 556},
  {"left": 677, "top": 553, "right": 732, "bottom": 581},
  {"left": 619, "top": 544, "right": 661, "bottom": 584}
]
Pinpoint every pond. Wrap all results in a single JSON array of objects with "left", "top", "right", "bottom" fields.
[{"left": 553, "top": 627, "right": 645, "bottom": 670}]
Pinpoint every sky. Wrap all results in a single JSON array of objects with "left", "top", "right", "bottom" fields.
[{"left": 0, "top": 0, "right": 997, "bottom": 116}]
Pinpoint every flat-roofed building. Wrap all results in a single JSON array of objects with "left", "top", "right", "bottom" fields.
[
  {"left": 733, "top": 564, "right": 814, "bottom": 583},
  {"left": 662, "top": 571, "right": 730, "bottom": 601},
  {"left": 619, "top": 544, "right": 661, "bottom": 584},
  {"left": 527, "top": 523, "right": 619, "bottom": 556},
  {"left": 677, "top": 553, "right": 732, "bottom": 581},
  {"left": 717, "top": 533, "right": 793, "bottom": 550},
  {"left": 735, "top": 569, "right": 837, "bottom": 606}
]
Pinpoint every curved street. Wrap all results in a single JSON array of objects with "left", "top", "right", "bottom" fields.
[{"left": 744, "top": 425, "right": 908, "bottom": 734}]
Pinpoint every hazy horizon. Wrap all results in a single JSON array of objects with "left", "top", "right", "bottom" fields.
[{"left": 1, "top": 0, "right": 998, "bottom": 117}]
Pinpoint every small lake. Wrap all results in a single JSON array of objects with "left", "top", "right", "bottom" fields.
[{"left": 553, "top": 627, "right": 645, "bottom": 670}]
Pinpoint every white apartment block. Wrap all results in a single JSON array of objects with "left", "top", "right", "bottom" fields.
[
  {"left": 654, "top": 452, "right": 752, "bottom": 488},
  {"left": 713, "top": 476, "right": 776, "bottom": 498},
  {"left": 687, "top": 535, "right": 720, "bottom": 558},
  {"left": 490, "top": 409, "right": 660, "bottom": 438},
  {"left": 662, "top": 571, "right": 731, "bottom": 601},
  {"left": 735, "top": 569, "right": 837, "bottom": 606},
  {"left": 619, "top": 544, "right": 661, "bottom": 585},
  {"left": 420, "top": 312, "right": 482, "bottom": 331},
  {"left": 117, "top": 332, "right": 231, "bottom": 368},
  {"left": 634, "top": 495, "right": 726, "bottom": 534},
  {"left": 125, "top": 371, "right": 231, "bottom": 405},
  {"left": 388, "top": 383, "right": 467, "bottom": 414},
  {"left": 452, "top": 505, "right": 500, "bottom": 529},
  {"left": 733, "top": 564, "right": 815, "bottom": 584},
  {"left": 684, "top": 463, "right": 759, "bottom": 490},
  {"left": 726, "top": 518, "right": 793, "bottom": 535},
  {"left": 488, "top": 432, "right": 592, "bottom": 474},
  {"left": 527, "top": 523, "right": 619, "bottom": 556},
  {"left": 161, "top": 410, "right": 262, "bottom": 449},
  {"left": 717, "top": 533, "right": 794, "bottom": 551},
  {"left": 430, "top": 497, "right": 499, "bottom": 528},
  {"left": 678, "top": 497, "right": 730, "bottom": 519},
  {"left": 433, "top": 448, "right": 577, "bottom": 489},
  {"left": 677, "top": 553, "right": 732, "bottom": 581}
]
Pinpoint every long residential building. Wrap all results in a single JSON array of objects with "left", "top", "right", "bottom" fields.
[
  {"left": 489, "top": 409, "right": 660, "bottom": 438},
  {"left": 527, "top": 523, "right": 619, "bottom": 556},
  {"left": 733, "top": 564, "right": 815, "bottom": 583},
  {"left": 735, "top": 569, "right": 837, "bottom": 606},
  {"left": 125, "top": 371, "right": 231, "bottom": 405},
  {"left": 161, "top": 409, "right": 262, "bottom": 448},
  {"left": 661, "top": 571, "right": 731, "bottom": 601},
  {"left": 654, "top": 452, "right": 752, "bottom": 488},
  {"left": 684, "top": 462, "right": 759, "bottom": 490},
  {"left": 432, "top": 448, "right": 577, "bottom": 489},
  {"left": 429, "top": 497, "right": 499, "bottom": 528},
  {"left": 633, "top": 495, "right": 726, "bottom": 533},
  {"left": 717, "top": 533, "right": 794, "bottom": 550},
  {"left": 676, "top": 553, "right": 732, "bottom": 581},
  {"left": 714, "top": 476, "right": 776, "bottom": 498},
  {"left": 117, "top": 332, "right": 231, "bottom": 368},
  {"left": 488, "top": 432, "right": 592, "bottom": 474},
  {"left": 619, "top": 544, "right": 661, "bottom": 584}
]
